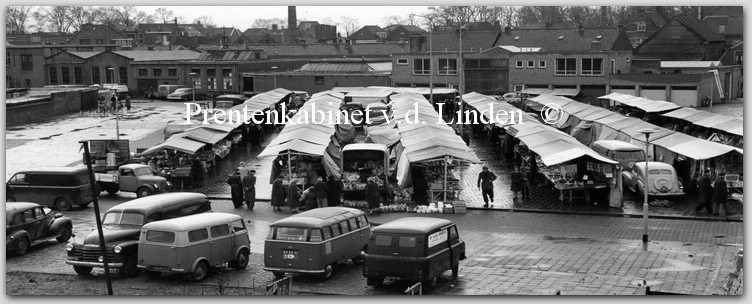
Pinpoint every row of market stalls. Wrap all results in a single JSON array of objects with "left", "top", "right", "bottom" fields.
[
  {"left": 598, "top": 92, "right": 743, "bottom": 148},
  {"left": 523, "top": 94, "right": 743, "bottom": 191},
  {"left": 463, "top": 92, "right": 620, "bottom": 205}
]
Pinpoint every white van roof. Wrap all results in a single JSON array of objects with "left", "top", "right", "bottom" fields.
[{"left": 142, "top": 212, "right": 241, "bottom": 231}]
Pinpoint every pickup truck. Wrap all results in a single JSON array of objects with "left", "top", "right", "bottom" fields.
[{"left": 96, "top": 164, "right": 169, "bottom": 197}]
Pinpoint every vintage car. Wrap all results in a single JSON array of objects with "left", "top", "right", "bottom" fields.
[
  {"left": 213, "top": 94, "right": 248, "bottom": 108},
  {"left": 6, "top": 202, "right": 73, "bottom": 256},
  {"left": 622, "top": 161, "right": 684, "bottom": 198},
  {"left": 167, "top": 88, "right": 203, "bottom": 101},
  {"left": 6, "top": 167, "right": 95, "bottom": 211}
]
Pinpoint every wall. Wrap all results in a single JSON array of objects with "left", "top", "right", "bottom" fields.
[
  {"left": 6, "top": 47, "right": 47, "bottom": 88},
  {"left": 6, "top": 88, "right": 98, "bottom": 126},
  {"left": 249, "top": 73, "right": 391, "bottom": 93}
]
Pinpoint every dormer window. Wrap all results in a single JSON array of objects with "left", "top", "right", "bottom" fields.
[
  {"left": 718, "top": 25, "right": 726, "bottom": 34},
  {"left": 514, "top": 36, "right": 520, "bottom": 40},
  {"left": 637, "top": 22, "right": 646, "bottom": 32},
  {"left": 596, "top": 35, "right": 602, "bottom": 40}
]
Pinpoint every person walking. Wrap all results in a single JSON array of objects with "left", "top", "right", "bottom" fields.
[
  {"left": 314, "top": 176, "right": 329, "bottom": 208},
  {"left": 110, "top": 94, "right": 118, "bottom": 112},
  {"left": 242, "top": 170, "right": 257, "bottom": 210},
  {"left": 124, "top": 94, "right": 131, "bottom": 111},
  {"left": 712, "top": 173, "right": 732, "bottom": 216},
  {"left": 477, "top": 166, "right": 497, "bottom": 208},
  {"left": 271, "top": 176, "right": 286, "bottom": 211},
  {"left": 287, "top": 179, "right": 301, "bottom": 213},
  {"left": 327, "top": 176, "right": 343, "bottom": 206},
  {"left": 510, "top": 166, "right": 524, "bottom": 202},
  {"left": 227, "top": 169, "right": 244, "bottom": 208},
  {"left": 694, "top": 169, "right": 713, "bottom": 215},
  {"left": 365, "top": 177, "right": 382, "bottom": 214},
  {"left": 148, "top": 87, "right": 155, "bottom": 102}
]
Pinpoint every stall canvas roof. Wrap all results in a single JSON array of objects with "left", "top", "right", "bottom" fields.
[
  {"left": 142, "top": 137, "right": 206, "bottom": 155},
  {"left": 258, "top": 138, "right": 327, "bottom": 157},
  {"left": 711, "top": 119, "right": 743, "bottom": 136},
  {"left": 661, "top": 107, "right": 703, "bottom": 120},
  {"left": 345, "top": 88, "right": 394, "bottom": 98},
  {"left": 598, "top": 92, "right": 680, "bottom": 113},
  {"left": 169, "top": 128, "right": 229, "bottom": 145},
  {"left": 311, "top": 90, "right": 345, "bottom": 100},
  {"left": 403, "top": 146, "right": 481, "bottom": 163},
  {"left": 231, "top": 88, "right": 292, "bottom": 113},
  {"left": 520, "top": 88, "right": 580, "bottom": 97}
]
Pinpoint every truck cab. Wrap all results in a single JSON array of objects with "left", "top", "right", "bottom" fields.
[{"left": 98, "top": 164, "right": 168, "bottom": 197}]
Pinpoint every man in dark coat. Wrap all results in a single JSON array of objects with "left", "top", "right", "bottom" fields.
[
  {"left": 477, "top": 166, "right": 497, "bottom": 208},
  {"left": 242, "top": 170, "right": 257, "bottom": 210},
  {"left": 227, "top": 169, "right": 244, "bottom": 208},
  {"left": 314, "top": 176, "right": 329, "bottom": 208},
  {"left": 510, "top": 166, "right": 524, "bottom": 201},
  {"left": 271, "top": 176, "right": 286, "bottom": 211},
  {"left": 712, "top": 173, "right": 731, "bottom": 216},
  {"left": 110, "top": 95, "right": 118, "bottom": 112},
  {"left": 327, "top": 176, "right": 343, "bottom": 206},
  {"left": 694, "top": 169, "right": 713, "bottom": 215},
  {"left": 365, "top": 177, "right": 382, "bottom": 213}
]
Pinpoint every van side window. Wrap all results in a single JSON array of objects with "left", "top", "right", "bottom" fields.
[
  {"left": 322, "top": 227, "right": 332, "bottom": 239},
  {"left": 267, "top": 228, "right": 275, "bottom": 239},
  {"left": 358, "top": 215, "right": 369, "bottom": 227},
  {"left": 146, "top": 230, "right": 175, "bottom": 243},
  {"left": 331, "top": 224, "right": 341, "bottom": 237},
  {"left": 310, "top": 229, "right": 323, "bottom": 242},
  {"left": 374, "top": 235, "right": 392, "bottom": 246},
  {"left": 231, "top": 220, "right": 246, "bottom": 232},
  {"left": 398, "top": 236, "right": 417, "bottom": 248},
  {"left": 188, "top": 228, "right": 209, "bottom": 242},
  {"left": 348, "top": 218, "right": 359, "bottom": 229},
  {"left": 449, "top": 226, "right": 459, "bottom": 240},
  {"left": 210, "top": 224, "right": 230, "bottom": 237},
  {"left": 340, "top": 221, "right": 350, "bottom": 234}
]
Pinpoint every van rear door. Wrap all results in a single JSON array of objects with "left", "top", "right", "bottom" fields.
[{"left": 140, "top": 230, "right": 178, "bottom": 271}]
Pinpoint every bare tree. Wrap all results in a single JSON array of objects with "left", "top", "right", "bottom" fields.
[
  {"left": 495, "top": 6, "right": 521, "bottom": 28},
  {"left": 516, "top": 6, "right": 566, "bottom": 26},
  {"left": 66, "top": 6, "right": 97, "bottom": 32},
  {"left": 133, "top": 10, "right": 155, "bottom": 26},
  {"left": 154, "top": 7, "right": 175, "bottom": 23},
  {"left": 194, "top": 16, "right": 216, "bottom": 28},
  {"left": 251, "top": 17, "right": 286, "bottom": 29},
  {"left": 90, "top": 6, "right": 119, "bottom": 24},
  {"left": 112, "top": 6, "right": 139, "bottom": 27},
  {"left": 32, "top": 6, "right": 72, "bottom": 33},
  {"left": 427, "top": 6, "right": 501, "bottom": 26},
  {"left": 320, "top": 17, "right": 337, "bottom": 26},
  {"left": 339, "top": 16, "right": 359, "bottom": 36},
  {"left": 6, "top": 6, "right": 33, "bottom": 33}
]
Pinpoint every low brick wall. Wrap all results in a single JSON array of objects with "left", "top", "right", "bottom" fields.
[{"left": 6, "top": 89, "right": 98, "bottom": 126}]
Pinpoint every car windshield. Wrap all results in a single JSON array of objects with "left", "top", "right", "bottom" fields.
[
  {"left": 173, "top": 88, "right": 191, "bottom": 93},
  {"left": 103, "top": 212, "right": 145, "bottom": 227},
  {"left": 134, "top": 167, "right": 153, "bottom": 176}
]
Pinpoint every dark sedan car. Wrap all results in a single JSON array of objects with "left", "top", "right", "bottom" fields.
[
  {"left": 6, "top": 202, "right": 73, "bottom": 256},
  {"left": 213, "top": 94, "right": 248, "bottom": 108},
  {"left": 167, "top": 88, "right": 205, "bottom": 101}
]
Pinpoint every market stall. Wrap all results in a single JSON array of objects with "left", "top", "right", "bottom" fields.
[{"left": 141, "top": 137, "right": 209, "bottom": 189}]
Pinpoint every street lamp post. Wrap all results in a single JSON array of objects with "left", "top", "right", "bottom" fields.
[
  {"left": 639, "top": 128, "right": 656, "bottom": 247},
  {"left": 458, "top": 18, "right": 464, "bottom": 134},
  {"left": 189, "top": 72, "right": 198, "bottom": 103},
  {"left": 271, "top": 66, "right": 279, "bottom": 89},
  {"left": 410, "top": 14, "right": 434, "bottom": 105}
]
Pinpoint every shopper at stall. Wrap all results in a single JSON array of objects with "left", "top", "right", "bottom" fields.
[
  {"left": 327, "top": 176, "right": 343, "bottom": 206},
  {"left": 694, "top": 169, "right": 713, "bottom": 215},
  {"left": 477, "top": 166, "right": 497, "bottom": 207},
  {"left": 270, "top": 155, "right": 286, "bottom": 183},
  {"left": 243, "top": 170, "right": 257, "bottom": 210},
  {"left": 227, "top": 169, "right": 244, "bottom": 208},
  {"left": 510, "top": 166, "right": 524, "bottom": 201},
  {"left": 271, "top": 176, "right": 286, "bottom": 211},
  {"left": 365, "top": 177, "right": 382, "bottom": 214},
  {"left": 314, "top": 176, "right": 329, "bottom": 208},
  {"left": 712, "top": 173, "right": 732, "bottom": 216},
  {"left": 287, "top": 179, "right": 301, "bottom": 213},
  {"left": 300, "top": 185, "right": 317, "bottom": 211},
  {"left": 147, "top": 157, "right": 159, "bottom": 174}
]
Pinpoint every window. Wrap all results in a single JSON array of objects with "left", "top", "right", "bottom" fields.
[
  {"left": 437, "top": 58, "right": 457, "bottom": 75},
  {"left": 191, "top": 68, "right": 202, "bottom": 90},
  {"left": 222, "top": 68, "right": 232, "bottom": 90},
  {"left": 102, "top": 212, "right": 145, "bottom": 227},
  {"left": 9, "top": 173, "right": 27, "bottom": 184},
  {"left": 34, "top": 207, "right": 46, "bottom": 219},
  {"left": 515, "top": 60, "right": 523, "bottom": 68},
  {"left": 188, "top": 229, "right": 209, "bottom": 242},
  {"left": 449, "top": 226, "right": 459, "bottom": 240},
  {"left": 348, "top": 218, "right": 359, "bottom": 229},
  {"left": 79, "top": 39, "right": 91, "bottom": 44},
  {"left": 514, "top": 85, "right": 524, "bottom": 92},
  {"left": 24, "top": 210, "right": 34, "bottom": 222},
  {"left": 274, "top": 227, "right": 307, "bottom": 241},
  {"left": 538, "top": 61, "right": 546, "bottom": 68},
  {"left": 96, "top": 39, "right": 104, "bottom": 45},
  {"left": 21, "top": 54, "right": 33, "bottom": 70},
  {"left": 231, "top": 220, "right": 246, "bottom": 232},
  {"left": 206, "top": 69, "right": 216, "bottom": 90},
  {"left": 718, "top": 25, "right": 726, "bottom": 34},
  {"left": 119, "top": 67, "right": 127, "bottom": 85},
  {"left": 330, "top": 224, "right": 341, "bottom": 237},
  {"left": 611, "top": 59, "right": 616, "bottom": 74},
  {"left": 358, "top": 215, "right": 369, "bottom": 227},
  {"left": 5, "top": 51, "right": 10, "bottom": 66},
  {"left": 152, "top": 68, "right": 162, "bottom": 77},
  {"left": 91, "top": 67, "right": 100, "bottom": 84},
  {"left": 162, "top": 202, "right": 211, "bottom": 219},
  {"left": 61, "top": 67, "right": 71, "bottom": 84},
  {"left": 398, "top": 236, "right": 417, "bottom": 247},
  {"left": 48, "top": 67, "right": 58, "bottom": 84},
  {"left": 104, "top": 67, "right": 114, "bottom": 83},
  {"left": 310, "top": 229, "right": 323, "bottom": 242},
  {"left": 210, "top": 224, "right": 230, "bottom": 237},
  {"left": 74, "top": 67, "right": 83, "bottom": 84},
  {"left": 374, "top": 235, "right": 392, "bottom": 246},
  {"left": 13, "top": 214, "right": 24, "bottom": 225},
  {"left": 146, "top": 230, "right": 175, "bottom": 243},
  {"left": 397, "top": 58, "right": 408, "bottom": 65},
  {"left": 340, "top": 221, "right": 350, "bottom": 233},
  {"left": 555, "top": 58, "right": 576, "bottom": 75},
  {"left": 138, "top": 68, "right": 147, "bottom": 77},
  {"left": 168, "top": 68, "right": 177, "bottom": 77},
  {"left": 734, "top": 51, "right": 742, "bottom": 64},
  {"left": 314, "top": 76, "right": 324, "bottom": 85},
  {"left": 413, "top": 58, "right": 430, "bottom": 75},
  {"left": 581, "top": 58, "right": 603, "bottom": 75},
  {"left": 527, "top": 60, "right": 535, "bottom": 68},
  {"left": 637, "top": 22, "right": 646, "bottom": 32}
]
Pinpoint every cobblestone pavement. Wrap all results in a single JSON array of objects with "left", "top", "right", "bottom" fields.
[{"left": 6, "top": 196, "right": 742, "bottom": 295}]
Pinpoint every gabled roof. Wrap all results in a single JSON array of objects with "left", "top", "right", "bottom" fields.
[
  {"left": 676, "top": 16, "right": 724, "bottom": 42},
  {"left": 348, "top": 25, "right": 385, "bottom": 40},
  {"left": 196, "top": 50, "right": 257, "bottom": 61},
  {"left": 704, "top": 6, "right": 743, "bottom": 18},
  {"left": 65, "top": 23, "right": 127, "bottom": 44},
  {"left": 113, "top": 50, "right": 200, "bottom": 61},
  {"left": 493, "top": 27, "right": 632, "bottom": 52},
  {"left": 517, "top": 21, "right": 578, "bottom": 30},
  {"left": 297, "top": 59, "right": 392, "bottom": 74},
  {"left": 431, "top": 30, "right": 501, "bottom": 52},
  {"left": 198, "top": 27, "right": 241, "bottom": 37},
  {"left": 702, "top": 15, "right": 743, "bottom": 37},
  {"left": 643, "top": 11, "right": 668, "bottom": 28}
]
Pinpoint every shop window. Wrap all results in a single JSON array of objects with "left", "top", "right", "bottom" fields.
[
  {"left": 555, "top": 58, "right": 576, "bottom": 75},
  {"left": 168, "top": 68, "right": 177, "bottom": 77},
  {"left": 581, "top": 58, "right": 603, "bottom": 76},
  {"left": 413, "top": 58, "right": 430, "bottom": 75},
  {"left": 48, "top": 67, "right": 58, "bottom": 85},
  {"left": 515, "top": 60, "right": 523, "bottom": 68},
  {"left": 438, "top": 58, "right": 457, "bottom": 75},
  {"left": 538, "top": 61, "right": 546, "bottom": 68},
  {"left": 153, "top": 68, "right": 162, "bottom": 77},
  {"left": 527, "top": 60, "right": 535, "bottom": 68}
]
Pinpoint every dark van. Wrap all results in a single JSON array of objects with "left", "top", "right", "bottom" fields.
[
  {"left": 6, "top": 167, "right": 94, "bottom": 211},
  {"left": 66, "top": 192, "right": 212, "bottom": 278},
  {"left": 363, "top": 217, "right": 466, "bottom": 289}
]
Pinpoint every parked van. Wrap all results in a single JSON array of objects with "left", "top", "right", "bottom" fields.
[
  {"left": 263, "top": 207, "right": 371, "bottom": 280},
  {"left": 138, "top": 213, "right": 250, "bottom": 281},
  {"left": 363, "top": 217, "right": 466, "bottom": 289},
  {"left": 154, "top": 85, "right": 186, "bottom": 100},
  {"left": 6, "top": 167, "right": 94, "bottom": 211},
  {"left": 589, "top": 140, "right": 645, "bottom": 169},
  {"left": 66, "top": 192, "right": 212, "bottom": 277}
]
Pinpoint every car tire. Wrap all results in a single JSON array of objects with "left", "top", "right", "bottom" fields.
[
  {"left": 366, "top": 278, "right": 383, "bottom": 286},
  {"left": 55, "top": 198, "right": 73, "bottom": 211},
  {"left": 121, "top": 255, "right": 140, "bottom": 278},
  {"left": 106, "top": 185, "right": 119, "bottom": 195},
  {"left": 146, "top": 270, "right": 161, "bottom": 279},
  {"left": 190, "top": 261, "right": 209, "bottom": 282},
  {"left": 452, "top": 265, "right": 459, "bottom": 278},
  {"left": 73, "top": 266, "right": 93, "bottom": 276},
  {"left": 56, "top": 224, "right": 73, "bottom": 242},
  {"left": 322, "top": 264, "right": 334, "bottom": 280},
  {"left": 230, "top": 250, "right": 249, "bottom": 270},
  {"left": 15, "top": 237, "right": 30, "bottom": 256},
  {"left": 351, "top": 252, "right": 365, "bottom": 265},
  {"left": 136, "top": 187, "right": 153, "bottom": 198}
]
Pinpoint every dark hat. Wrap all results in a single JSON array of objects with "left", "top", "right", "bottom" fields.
[
  {"left": 482, "top": 166, "right": 488, "bottom": 169},
  {"left": 250, "top": 170, "right": 256, "bottom": 173}
]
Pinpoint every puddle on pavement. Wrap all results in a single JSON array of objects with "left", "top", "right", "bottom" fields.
[{"left": 39, "top": 133, "right": 63, "bottom": 140}]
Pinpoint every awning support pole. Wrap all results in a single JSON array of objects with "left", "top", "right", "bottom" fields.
[
  {"left": 287, "top": 151, "right": 293, "bottom": 184},
  {"left": 443, "top": 157, "right": 448, "bottom": 201}
]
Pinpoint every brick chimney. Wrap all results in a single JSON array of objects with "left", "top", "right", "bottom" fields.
[{"left": 288, "top": 6, "right": 297, "bottom": 31}]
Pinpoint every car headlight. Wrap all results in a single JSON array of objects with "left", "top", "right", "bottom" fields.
[
  {"left": 153, "top": 183, "right": 159, "bottom": 189},
  {"left": 98, "top": 256, "right": 104, "bottom": 262},
  {"left": 66, "top": 243, "right": 74, "bottom": 252},
  {"left": 114, "top": 245, "right": 122, "bottom": 253}
]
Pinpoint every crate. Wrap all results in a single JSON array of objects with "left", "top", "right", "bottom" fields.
[
  {"left": 430, "top": 182, "right": 443, "bottom": 190},
  {"left": 451, "top": 201, "right": 467, "bottom": 214}
]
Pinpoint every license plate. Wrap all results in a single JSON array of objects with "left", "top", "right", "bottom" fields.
[
  {"left": 149, "top": 266, "right": 170, "bottom": 271},
  {"left": 282, "top": 250, "right": 298, "bottom": 260}
]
